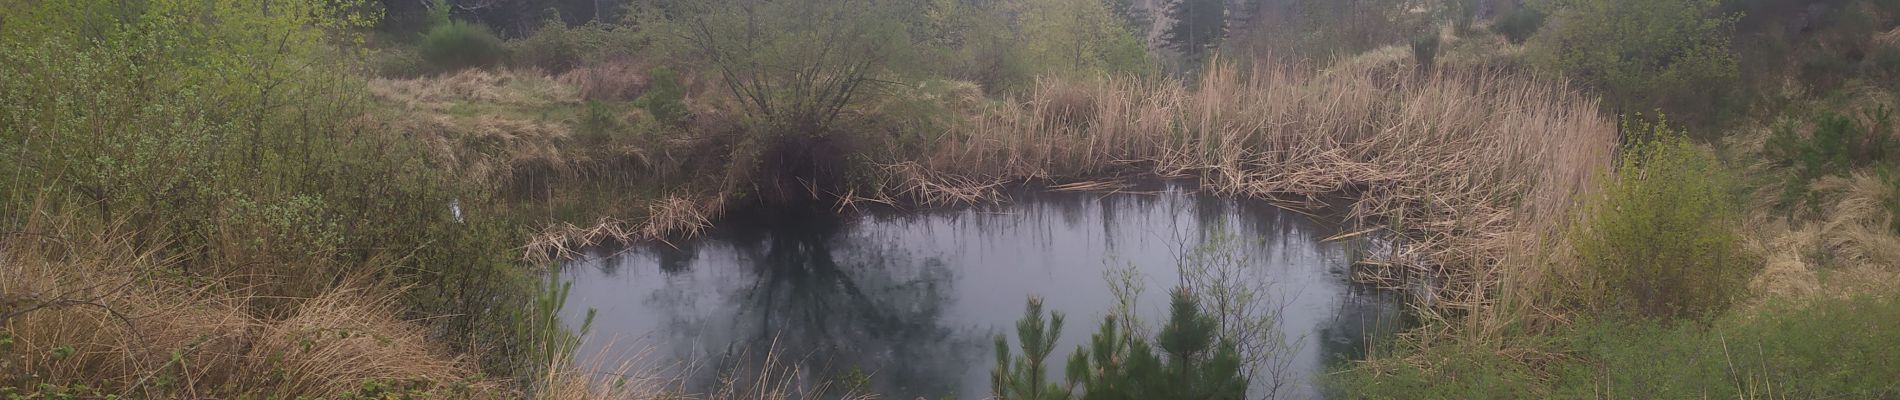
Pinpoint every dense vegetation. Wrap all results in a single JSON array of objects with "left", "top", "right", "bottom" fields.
[{"left": 4, "top": 0, "right": 1900, "bottom": 398}]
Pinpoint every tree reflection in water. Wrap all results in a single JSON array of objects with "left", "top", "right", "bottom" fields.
[
  {"left": 692, "top": 213, "right": 970, "bottom": 398},
  {"left": 563, "top": 183, "right": 1407, "bottom": 400}
]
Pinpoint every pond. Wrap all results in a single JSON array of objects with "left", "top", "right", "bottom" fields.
[{"left": 558, "top": 182, "right": 1404, "bottom": 399}]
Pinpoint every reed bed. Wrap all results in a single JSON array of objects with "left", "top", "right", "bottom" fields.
[{"left": 876, "top": 61, "right": 1618, "bottom": 329}]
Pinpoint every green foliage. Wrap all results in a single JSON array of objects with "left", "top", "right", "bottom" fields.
[
  {"left": 511, "top": 20, "right": 585, "bottom": 72},
  {"left": 1017, "top": 0, "right": 1154, "bottom": 79},
  {"left": 1228, "top": 0, "right": 1422, "bottom": 62},
  {"left": 1547, "top": 295, "right": 1900, "bottom": 398},
  {"left": 1767, "top": 108, "right": 1897, "bottom": 207},
  {"left": 0, "top": 0, "right": 540, "bottom": 387},
  {"left": 918, "top": 0, "right": 1033, "bottom": 89},
  {"left": 1489, "top": 4, "right": 1546, "bottom": 44},
  {"left": 1442, "top": 0, "right": 1480, "bottom": 33},
  {"left": 516, "top": 269, "right": 596, "bottom": 397},
  {"left": 1532, "top": 0, "right": 1739, "bottom": 127},
  {"left": 420, "top": 21, "right": 508, "bottom": 72},
  {"left": 1149, "top": 289, "right": 1247, "bottom": 399},
  {"left": 633, "top": 67, "right": 688, "bottom": 126},
  {"left": 992, "top": 297, "right": 1068, "bottom": 400},
  {"left": 1410, "top": 31, "right": 1441, "bottom": 71},
  {"left": 1062, "top": 316, "right": 1162, "bottom": 400},
  {"left": 579, "top": 100, "right": 625, "bottom": 141},
  {"left": 509, "top": 22, "right": 646, "bottom": 72},
  {"left": 1872, "top": 44, "right": 1900, "bottom": 90},
  {"left": 1334, "top": 295, "right": 1900, "bottom": 399},
  {"left": 1327, "top": 339, "right": 1545, "bottom": 399},
  {"left": 994, "top": 290, "right": 1247, "bottom": 400},
  {"left": 372, "top": 48, "right": 430, "bottom": 78},
  {"left": 1571, "top": 116, "right": 1750, "bottom": 320},
  {"left": 1162, "top": 0, "right": 1227, "bottom": 69}
]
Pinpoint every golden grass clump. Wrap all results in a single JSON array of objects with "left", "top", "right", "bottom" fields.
[
  {"left": 559, "top": 60, "right": 652, "bottom": 101},
  {"left": 1, "top": 210, "right": 498, "bottom": 398}
]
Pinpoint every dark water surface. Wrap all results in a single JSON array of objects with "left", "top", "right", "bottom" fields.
[{"left": 559, "top": 183, "right": 1402, "bottom": 399}]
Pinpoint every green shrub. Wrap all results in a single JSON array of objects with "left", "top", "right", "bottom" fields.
[
  {"left": 1410, "top": 31, "right": 1441, "bottom": 71},
  {"left": 419, "top": 21, "right": 508, "bottom": 72},
  {"left": 510, "top": 22, "right": 584, "bottom": 72},
  {"left": 633, "top": 67, "right": 688, "bottom": 126},
  {"left": 1531, "top": 0, "right": 1739, "bottom": 128},
  {"left": 1489, "top": 4, "right": 1545, "bottom": 44},
  {"left": 1571, "top": 116, "right": 1750, "bottom": 321},
  {"left": 1767, "top": 107, "right": 1897, "bottom": 207},
  {"left": 1444, "top": 0, "right": 1479, "bottom": 33}
]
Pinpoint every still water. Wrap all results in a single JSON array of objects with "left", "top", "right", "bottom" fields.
[{"left": 559, "top": 182, "right": 1402, "bottom": 399}]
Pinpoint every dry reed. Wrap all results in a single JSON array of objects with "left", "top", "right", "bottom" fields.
[{"left": 877, "top": 60, "right": 1617, "bottom": 334}]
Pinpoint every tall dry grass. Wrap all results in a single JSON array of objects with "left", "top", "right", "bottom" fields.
[
  {"left": 879, "top": 60, "right": 1617, "bottom": 338},
  {"left": 0, "top": 204, "right": 499, "bottom": 398}
]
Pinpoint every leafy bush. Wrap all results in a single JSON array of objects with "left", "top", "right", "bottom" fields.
[
  {"left": 1489, "top": 4, "right": 1545, "bottom": 44},
  {"left": 510, "top": 22, "right": 585, "bottom": 72},
  {"left": 1019, "top": 0, "right": 1155, "bottom": 78},
  {"left": 1571, "top": 117, "right": 1750, "bottom": 321},
  {"left": 420, "top": 21, "right": 508, "bottom": 72},
  {"left": 633, "top": 67, "right": 688, "bottom": 126},
  {"left": 1531, "top": 0, "right": 1739, "bottom": 128}
]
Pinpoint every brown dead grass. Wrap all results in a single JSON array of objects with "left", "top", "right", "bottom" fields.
[
  {"left": 1728, "top": 100, "right": 1900, "bottom": 310},
  {"left": 1, "top": 207, "right": 500, "bottom": 398},
  {"left": 878, "top": 59, "right": 1617, "bottom": 335}
]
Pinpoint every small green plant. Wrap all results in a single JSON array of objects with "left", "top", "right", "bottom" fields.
[
  {"left": 992, "top": 297, "right": 1067, "bottom": 400},
  {"left": 48, "top": 345, "right": 73, "bottom": 360},
  {"left": 579, "top": 100, "right": 624, "bottom": 140},
  {"left": 1572, "top": 116, "right": 1750, "bottom": 321},
  {"left": 633, "top": 67, "right": 688, "bottom": 126},
  {"left": 1881, "top": 166, "right": 1900, "bottom": 234}
]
